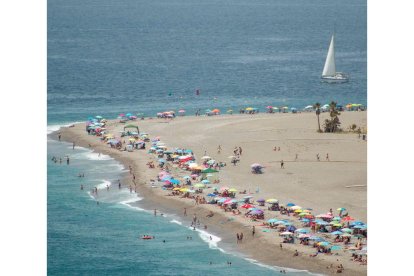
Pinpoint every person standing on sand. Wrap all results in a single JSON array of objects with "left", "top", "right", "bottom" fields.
[
  {"left": 58, "top": 133, "right": 61, "bottom": 141},
  {"left": 316, "top": 153, "right": 320, "bottom": 161},
  {"left": 281, "top": 160, "right": 284, "bottom": 169},
  {"left": 252, "top": 226, "right": 255, "bottom": 237},
  {"left": 240, "top": 232, "right": 243, "bottom": 243},
  {"left": 236, "top": 233, "right": 240, "bottom": 244},
  {"left": 239, "top": 147, "right": 242, "bottom": 155},
  {"left": 326, "top": 153, "right": 330, "bottom": 161},
  {"left": 273, "top": 146, "right": 277, "bottom": 151},
  {"left": 217, "top": 145, "right": 222, "bottom": 154},
  {"left": 184, "top": 208, "right": 187, "bottom": 216},
  {"left": 295, "top": 154, "right": 298, "bottom": 161}
]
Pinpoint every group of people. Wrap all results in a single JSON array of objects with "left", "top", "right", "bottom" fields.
[{"left": 51, "top": 156, "right": 70, "bottom": 165}]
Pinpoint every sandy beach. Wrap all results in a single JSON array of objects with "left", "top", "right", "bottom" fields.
[{"left": 57, "top": 111, "right": 367, "bottom": 275}]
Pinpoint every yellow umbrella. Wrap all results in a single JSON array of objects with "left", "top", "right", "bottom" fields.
[
  {"left": 245, "top": 107, "right": 253, "bottom": 111},
  {"left": 180, "top": 188, "right": 190, "bottom": 192},
  {"left": 129, "top": 138, "right": 136, "bottom": 141},
  {"left": 294, "top": 209, "right": 303, "bottom": 213},
  {"left": 332, "top": 223, "right": 343, "bottom": 227},
  {"left": 228, "top": 188, "right": 237, "bottom": 192},
  {"left": 266, "top": 198, "right": 278, "bottom": 203},
  {"left": 173, "top": 187, "right": 181, "bottom": 191}
]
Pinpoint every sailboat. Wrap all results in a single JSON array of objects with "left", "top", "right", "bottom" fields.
[{"left": 321, "top": 34, "right": 349, "bottom": 83}]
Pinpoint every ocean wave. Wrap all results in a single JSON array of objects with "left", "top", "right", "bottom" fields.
[
  {"left": 191, "top": 227, "right": 225, "bottom": 253},
  {"left": 170, "top": 219, "right": 182, "bottom": 225},
  {"left": 47, "top": 122, "right": 83, "bottom": 134},
  {"left": 96, "top": 180, "right": 111, "bottom": 190},
  {"left": 83, "top": 152, "right": 113, "bottom": 161}
]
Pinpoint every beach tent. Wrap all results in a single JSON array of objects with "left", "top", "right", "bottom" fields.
[{"left": 124, "top": 124, "right": 140, "bottom": 134}]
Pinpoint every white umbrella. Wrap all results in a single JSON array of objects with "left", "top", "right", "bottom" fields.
[{"left": 201, "top": 156, "right": 211, "bottom": 160}]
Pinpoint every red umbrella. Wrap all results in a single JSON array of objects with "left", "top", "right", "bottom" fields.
[
  {"left": 241, "top": 204, "right": 254, "bottom": 209},
  {"left": 342, "top": 216, "right": 355, "bottom": 222}
]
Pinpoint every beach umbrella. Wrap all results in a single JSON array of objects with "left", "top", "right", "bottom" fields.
[
  {"left": 294, "top": 209, "right": 303, "bottom": 213},
  {"left": 298, "top": 212, "right": 309, "bottom": 217},
  {"left": 331, "top": 245, "right": 342, "bottom": 251},
  {"left": 342, "top": 216, "right": 355, "bottom": 222},
  {"left": 251, "top": 163, "right": 262, "bottom": 168},
  {"left": 266, "top": 106, "right": 273, "bottom": 109},
  {"left": 286, "top": 203, "right": 295, "bottom": 207},
  {"left": 161, "top": 176, "right": 172, "bottom": 181},
  {"left": 241, "top": 204, "right": 254, "bottom": 209},
  {"left": 243, "top": 196, "right": 254, "bottom": 199},
  {"left": 212, "top": 109, "right": 220, "bottom": 113},
  {"left": 300, "top": 218, "right": 310, "bottom": 222},
  {"left": 201, "top": 156, "right": 211, "bottom": 160},
  {"left": 201, "top": 179, "right": 210, "bottom": 184},
  {"left": 331, "top": 231, "right": 343, "bottom": 235},
  {"left": 206, "top": 159, "right": 216, "bottom": 165},
  {"left": 295, "top": 228, "right": 310, "bottom": 234},
  {"left": 219, "top": 186, "right": 229, "bottom": 191},
  {"left": 169, "top": 179, "right": 180, "bottom": 185},
  {"left": 182, "top": 176, "right": 191, "bottom": 179},
  {"left": 309, "top": 236, "right": 324, "bottom": 241},
  {"left": 280, "top": 231, "right": 294, "bottom": 236},
  {"left": 96, "top": 115, "right": 103, "bottom": 119},
  {"left": 267, "top": 218, "right": 278, "bottom": 223},
  {"left": 180, "top": 188, "right": 190, "bottom": 192},
  {"left": 272, "top": 107, "right": 279, "bottom": 110},
  {"left": 352, "top": 225, "right": 366, "bottom": 229},
  {"left": 158, "top": 158, "right": 166, "bottom": 163},
  {"left": 290, "top": 206, "right": 302, "bottom": 210},
  {"left": 228, "top": 188, "right": 237, "bottom": 192},
  {"left": 316, "top": 221, "right": 329, "bottom": 225},
  {"left": 194, "top": 183, "right": 206, "bottom": 188},
  {"left": 298, "top": 234, "right": 311, "bottom": 239},
  {"left": 350, "top": 221, "right": 365, "bottom": 226},
  {"left": 178, "top": 109, "right": 185, "bottom": 113},
  {"left": 266, "top": 199, "right": 278, "bottom": 203},
  {"left": 332, "top": 223, "right": 343, "bottom": 227},
  {"left": 250, "top": 210, "right": 264, "bottom": 215},
  {"left": 341, "top": 228, "right": 353, "bottom": 233},
  {"left": 207, "top": 193, "right": 216, "bottom": 197},
  {"left": 318, "top": 241, "right": 330, "bottom": 247},
  {"left": 256, "top": 199, "right": 265, "bottom": 202},
  {"left": 173, "top": 187, "right": 181, "bottom": 191},
  {"left": 332, "top": 216, "right": 341, "bottom": 221},
  {"left": 245, "top": 107, "right": 254, "bottom": 111},
  {"left": 337, "top": 207, "right": 346, "bottom": 211}
]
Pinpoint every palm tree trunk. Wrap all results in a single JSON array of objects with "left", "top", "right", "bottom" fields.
[{"left": 317, "top": 115, "right": 321, "bottom": 132}]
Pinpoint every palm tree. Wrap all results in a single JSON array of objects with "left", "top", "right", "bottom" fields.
[
  {"left": 329, "top": 101, "right": 341, "bottom": 132},
  {"left": 313, "top": 102, "right": 321, "bottom": 132}
]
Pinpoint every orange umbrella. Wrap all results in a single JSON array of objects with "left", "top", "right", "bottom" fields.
[{"left": 212, "top": 109, "right": 220, "bottom": 113}]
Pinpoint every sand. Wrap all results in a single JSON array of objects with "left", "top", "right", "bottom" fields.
[{"left": 56, "top": 111, "right": 367, "bottom": 275}]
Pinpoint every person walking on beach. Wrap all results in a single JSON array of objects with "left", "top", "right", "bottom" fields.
[
  {"left": 281, "top": 160, "right": 284, "bottom": 169},
  {"left": 236, "top": 233, "right": 240, "bottom": 244},
  {"left": 326, "top": 153, "right": 330, "bottom": 161},
  {"left": 58, "top": 132, "right": 61, "bottom": 141},
  {"left": 184, "top": 208, "right": 187, "bottom": 216},
  {"left": 252, "top": 226, "right": 255, "bottom": 237},
  {"left": 239, "top": 146, "right": 242, "bottom": 155},
  {"left": 316, "top": 153, "right": 320, "bottom": 161},
  {"left": 217, "top": 145, "right": 222, "bottom": 154},
  {"left": 240, "top": 232, "right": 243, "bottom": 243},
  {"left": 295, "top": 154, "right": 298, "bottom": 161}
]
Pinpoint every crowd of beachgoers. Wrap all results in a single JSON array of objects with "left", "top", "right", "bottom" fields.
[{"left": 81, "top": 111, "right": 368, "bottom": 273}]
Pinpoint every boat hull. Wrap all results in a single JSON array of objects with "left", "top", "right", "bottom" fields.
[{"left": 321, "top": 73, "right": 349, "bottom": 83}]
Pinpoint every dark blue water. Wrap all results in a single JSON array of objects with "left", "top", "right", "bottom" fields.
[
  {"left": 48, "top": 0, "right": 366, "bottom": 124},
  {"left": 48, "top": 0, "right": 366, "bottom": 274}
]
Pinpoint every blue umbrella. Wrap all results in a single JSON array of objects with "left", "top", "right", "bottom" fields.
[
  {"left": 207, "top": 193, "right": 216, "bottom": 197},
  {"left": 169, "top": 179, "right": 180, "bottom": 185},
  {"left": 316, "top": 221, "right": 329, "bottom": 225},
  {"left": 352, "top": 225, "right": 366, "bottom": 229},
  {"left": 300, "top": 218, "right": 310, "bottom": 222},
  {"left": 161, "top": 176, "right": 171, "bottom": 181},
  {"left": 331, "top": 231, "right": 343, "bottom": 235},
  {"left": 158, "top": 158, "right": 166, "bottom": 163},
  {"left": 350, "top": 221, "right": 365, "bottom": 226},
  {"left": 296, "top": 229, "right": 310, "bottom": 234},
  {"left": 309, "top": 236, "right": 324, "bottom": 241},
  {"left": 286, "top": 203, "right": 295, "bottom": 207},
  {"left": 183, "top": 176, "right": 191, "bottom": 179},
  {"left": 267, "top": 218, "right": 278, "bottom": 223},
  {"left": 201, "top": 179, "right": 210, "bottom": 184},
  {"left": 331, "top": 245, "right": 342, "bottom": 251}
]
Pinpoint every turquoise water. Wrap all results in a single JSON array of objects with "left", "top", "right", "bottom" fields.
[{"left": 48, "top": 0, "right": 366, "bottom": 274}]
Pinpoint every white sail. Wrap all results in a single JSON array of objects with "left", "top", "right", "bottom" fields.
[{"left": 322, "top": 35, "right": 336, "bottom": 76}]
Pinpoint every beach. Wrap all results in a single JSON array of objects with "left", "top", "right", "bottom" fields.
[{"left": 57, "top": 111, "right": 367, "bottom": 275}]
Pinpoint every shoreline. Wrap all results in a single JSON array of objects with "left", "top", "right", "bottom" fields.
[{"left": 52, "top": 112, "right": 367, "bottom": 276}]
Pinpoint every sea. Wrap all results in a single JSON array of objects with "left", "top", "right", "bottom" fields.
[{"left": 47, "top": 0, "right": 366, "bottom": 275}]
